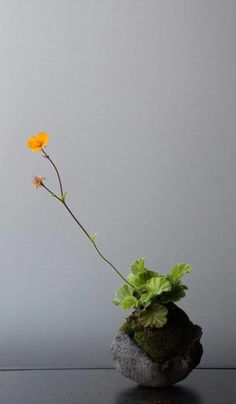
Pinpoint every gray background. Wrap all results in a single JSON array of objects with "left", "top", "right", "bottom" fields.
[{"left": 0, "top": 0, "right": 235, "bottom": 369}]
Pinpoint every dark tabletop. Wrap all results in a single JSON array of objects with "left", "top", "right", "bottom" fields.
[{"left": 0, "top": 368, "right": 234, "bottom": 404}]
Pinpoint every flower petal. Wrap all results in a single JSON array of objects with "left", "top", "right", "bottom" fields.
[
  {"left": 27, "top": 132, "right": 49, "bottom": 152},
  {"left": 37, "top": 132, "right": 49, "bottom": 148}
]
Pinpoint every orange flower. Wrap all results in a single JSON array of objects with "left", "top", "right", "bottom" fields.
[{"left": 27, "top": 132, "right": 49, "bottom": 152}]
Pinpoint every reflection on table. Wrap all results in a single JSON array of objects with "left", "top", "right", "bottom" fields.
[{"left": 116, "top": 384, "right": 201, "bottom": 404}]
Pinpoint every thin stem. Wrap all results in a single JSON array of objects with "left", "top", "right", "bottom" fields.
[
  {"left": 42, "top": 149, "right": 64, "bottom": 197},
  {"left": 62, "top": 201, "right": 132, "bottom": 286},
  {"left": 41, "top": 183, "right": 135, "bottom": 289},
  {"left": 41, "top": 183, "right": 62, "bottom": 202}
]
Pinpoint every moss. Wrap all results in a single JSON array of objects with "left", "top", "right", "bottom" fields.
[{"left": 120, "top": 303, "right": 200, "bottom": 363}]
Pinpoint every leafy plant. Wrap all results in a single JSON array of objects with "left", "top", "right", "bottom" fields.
[
  {"left": 27, "top": 133, "right": 192, "bottom": 331},
  {"left": 113, "top": 259, "right": 192, "bottom": 328}
]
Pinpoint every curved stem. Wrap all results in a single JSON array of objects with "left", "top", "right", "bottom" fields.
[
  {"left": 41, "top": 183, "right": 135, "bottom": 289},
  {"left": 42, "top": 149, "right": 64, "bottom": 197},
  {"left": 62, "top": 201, "right": 131, "bottom": 286}
]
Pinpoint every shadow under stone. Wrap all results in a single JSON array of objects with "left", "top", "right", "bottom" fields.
[{"left": 116, "top": 384, "right": 202, "bottom": 404}]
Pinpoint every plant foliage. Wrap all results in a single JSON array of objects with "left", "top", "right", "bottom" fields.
[{"left": 113, "top": 259, "right": 192, "bottom": 328}]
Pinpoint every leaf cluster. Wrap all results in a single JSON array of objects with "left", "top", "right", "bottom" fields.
[{"left": 113, "top": 259, "right": 192, "bottom": 328}]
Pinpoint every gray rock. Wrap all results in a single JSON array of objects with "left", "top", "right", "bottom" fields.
[{"left": 111, "top": 327, "right": 203, "bottom": 387}]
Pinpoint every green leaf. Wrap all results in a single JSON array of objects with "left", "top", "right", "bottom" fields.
[
  {"left": 121, "top": 296, "right": 139, "bottom": 310},
  {"left": 130, "top": 259, "right": 146, "bottom": 276},
  {"left": 136, "top": 276, "right": 171, "bottom": 309},
  {"left": 113, "top": 284, "right": 134, "bottom": 306},
  {"left": 90, "top": 233, "right": 98, "bottom": 243},
  {"left": 60, "top": 190, "right": 68, "bottom": 202},
  {"left": 147, "top": 276, "right": 172, "bottom": 296},
  {"left": 147, "top": 270, "right": 159, "bottom": 279},
  {"left": 127, "top": 273, "right": 135, "bottom": 285},
  {"left": 139, "top": 291, "right": 153, "bottom": 306},
  {"left": 138, "top": 303, "right": 168, "bottom": 328},
  {"left": 170, "top": 263, "right": 192, "bottom": 283},
  {"left": 127, "top": 269, "right": 159, "bottom": 289},
  {"left": 160, "top": 282, "right": 187, "bottom": 303}
]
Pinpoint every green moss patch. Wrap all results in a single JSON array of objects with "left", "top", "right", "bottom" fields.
[{"left": 120, "top": 303, "right": 200, "bottom": 363}]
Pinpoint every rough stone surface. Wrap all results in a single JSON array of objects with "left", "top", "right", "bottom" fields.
[{"left": 111, "top": 319, "right": 203, "bottom": 387}]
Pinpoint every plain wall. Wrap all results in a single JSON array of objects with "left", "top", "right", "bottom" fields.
[{"left": 0, "top": 0, "right": 235, "bottom": 368}]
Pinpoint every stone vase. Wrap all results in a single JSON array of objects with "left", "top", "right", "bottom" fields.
[{"left": 111, "top": 304, "right": 203, "bottom": 387}]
